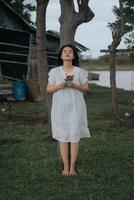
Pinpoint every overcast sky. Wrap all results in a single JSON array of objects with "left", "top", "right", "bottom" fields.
[{"left": 26, "top": 0, "right": 126, "bottom": 58}]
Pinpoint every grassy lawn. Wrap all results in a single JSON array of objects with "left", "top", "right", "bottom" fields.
[{"left": 0, "top": 85, "right": 134, "bottom": 200}]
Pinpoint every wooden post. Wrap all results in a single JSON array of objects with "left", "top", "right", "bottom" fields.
[
  {"left": 27, "top": 33, "right": 33, "bottom": 80},
  {"left": 0, "top": 64, "right": 2, "bottom": 80}
]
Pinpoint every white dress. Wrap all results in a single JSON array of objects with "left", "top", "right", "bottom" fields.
[{"left": 48, "top": 66, "right": 91, "bottom": 142}]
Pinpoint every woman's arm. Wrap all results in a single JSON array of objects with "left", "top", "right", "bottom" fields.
[
  {"left": 47, "top": 81, "right": 89, "bottom": 93},
  {"left": 72, "top": 81, "right": 89, "bottom": 92},
  {"left": 46, "top": 83, "right": 65, "bottom": 93}
]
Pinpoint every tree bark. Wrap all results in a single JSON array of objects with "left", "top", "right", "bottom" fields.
[
  {"left": 59, "top": 0, "right": 94, "bottom": 46},
  {"left": 108, "top": 0, "right": 125, "bottom": 125},
  {"left": 109, "top": 51, "right": 123, "bottom": 124},
  {"left": 36, "top": 0, "right": 51, "bottom": 122}
]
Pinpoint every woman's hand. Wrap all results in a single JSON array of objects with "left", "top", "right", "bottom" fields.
[
  {"left": 56, "top": 82, "right": 66, "bottom": 90},
  {"left": 72, "top": 82, "right": 89, "bottom": 92},
  {"left": 65, "top": 82, "right": 74, "bottom": 88},
  {"left": 47, "top": 82, "right": 65, "bottom": 93}
]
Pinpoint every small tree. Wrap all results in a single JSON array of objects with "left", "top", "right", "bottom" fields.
[{"left": 108, "top": 0, "right": 127, "bottom": 124}]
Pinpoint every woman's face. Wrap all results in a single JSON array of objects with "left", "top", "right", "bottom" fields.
[{"left": 61, "top": 46, "right": 74, "bottom": 61}]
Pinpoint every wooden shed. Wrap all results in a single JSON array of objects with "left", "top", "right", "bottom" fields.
[{"left": 0, "top": 0, "right": 89, "bottom": 81}]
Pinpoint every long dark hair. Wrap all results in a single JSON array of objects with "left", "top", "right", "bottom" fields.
[{"left": 57, "top": 44, "right": 79, "bottom": 66}]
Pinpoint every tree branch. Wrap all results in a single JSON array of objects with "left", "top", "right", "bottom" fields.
[
  {"left": 119, "top": 0, "right": 124, "bottom": 36},
  {"left": 76, "top": 0, "right": 94, "bottom": 24},
  {"left": 36, "top": 0, "right": 49, "bottom": 6},
  {"left": 109, "top": 0, "right": 126, "bottom": 51}
]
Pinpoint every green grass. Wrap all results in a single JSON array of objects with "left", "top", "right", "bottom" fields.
[{"left": 0, "top": 85, "right": 134, "bottom": 200}]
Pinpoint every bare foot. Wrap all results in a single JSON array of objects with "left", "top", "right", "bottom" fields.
[
  {"left": 62, "top": 169, "right": 69, "bottom": 176},
  {"left": 69, "top": 169, "right": 77, "bottom": 176}
]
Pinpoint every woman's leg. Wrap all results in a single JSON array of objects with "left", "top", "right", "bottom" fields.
[
  {"left": 59, "top": 142, "right": 69, "bottom": 176},
  {"left": 70, "top": 142, "right": 79, "bottom": 176}
]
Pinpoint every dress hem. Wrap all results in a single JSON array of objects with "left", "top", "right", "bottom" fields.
[{"left": 52, "top": 135, "right": 91, "bottom": 143}]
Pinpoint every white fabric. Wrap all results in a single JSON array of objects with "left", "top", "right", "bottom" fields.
[{"left": 48, "top": 66, "right": 91, "bottom": 142}]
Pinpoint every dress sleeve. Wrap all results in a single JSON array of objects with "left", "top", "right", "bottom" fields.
[
  {"left": 48, "top": 69, "right": 55, "bottom": 85},
  {"left": 79, "top": 69, "right": 89, "bottom": 85}
]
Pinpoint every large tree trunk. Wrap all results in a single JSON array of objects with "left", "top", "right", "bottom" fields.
[
  {"left": 59, "top": 0, "right": 94, "bottom": 46},
  {"left": 36, "top": 0, "right": 51, "bottom": 122}
]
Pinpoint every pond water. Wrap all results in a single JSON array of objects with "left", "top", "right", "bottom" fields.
[{"left": 90, "top": 70, "right": 134, "bottom": 91}]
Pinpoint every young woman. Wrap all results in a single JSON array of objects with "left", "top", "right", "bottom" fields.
[{"left": 46, "top": 44, "right": 90, "bottom": 176}]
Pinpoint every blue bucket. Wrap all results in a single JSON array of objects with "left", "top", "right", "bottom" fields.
[{"left": 13, "top": 81, "right": 26, "bottom": 100}]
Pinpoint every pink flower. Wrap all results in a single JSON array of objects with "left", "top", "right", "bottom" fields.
[{"left": 64, "top": 75, "right": 74, "bottom": 82}]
